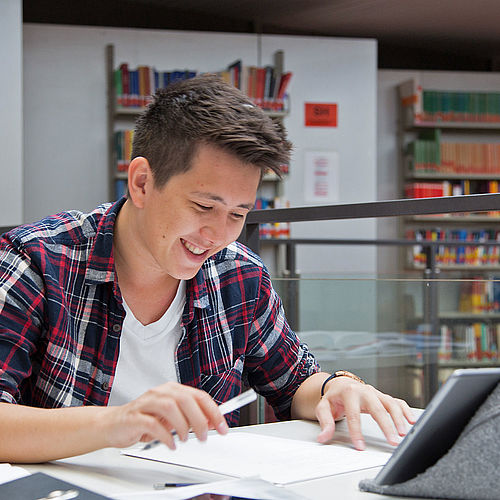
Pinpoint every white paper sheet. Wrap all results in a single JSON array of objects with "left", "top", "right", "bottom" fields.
[
  {"left": 112, "top": 477, "right": 307, "bottom": 500},
  {"left": 0, "top": 463, "right": 31, "bottom": 485},
  {"left": 123, "top": 432, "right": 392, "bottom": 485}
]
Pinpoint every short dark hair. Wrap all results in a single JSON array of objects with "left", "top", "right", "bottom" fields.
[{"left": 131, "top": 74, "right": 292, "bottom": 188}]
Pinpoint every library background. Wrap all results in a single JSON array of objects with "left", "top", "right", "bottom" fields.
[{"left": 4, "top": 0, "right": 500, "bottom": 417}]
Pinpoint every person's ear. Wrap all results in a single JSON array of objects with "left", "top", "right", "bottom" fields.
[{"left": 127, "top": 157, "right": 153, "bottom": 209}]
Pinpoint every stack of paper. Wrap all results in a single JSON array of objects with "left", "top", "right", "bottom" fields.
[{"left": 123, "top": 432, "right": 392, "bottom": 485}]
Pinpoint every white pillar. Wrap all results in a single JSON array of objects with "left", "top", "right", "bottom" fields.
[{"left": 0, "top": 0, "right": 23, "bottom": 225}]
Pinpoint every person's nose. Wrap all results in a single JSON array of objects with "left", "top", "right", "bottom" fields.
[{"left": 200, "top": 213, "right": 229, "bottom": 246}]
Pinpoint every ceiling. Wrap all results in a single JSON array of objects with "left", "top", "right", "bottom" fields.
[{"left": 23, "top": 0, "right": 500, "bottom": 71}]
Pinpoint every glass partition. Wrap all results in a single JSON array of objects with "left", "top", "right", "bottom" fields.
[
  {"left": 241, "top": 194, "right": 500, "bottom": 422},
  {"left": 272, "top": 274, "right": 500, "bottom": 410}
]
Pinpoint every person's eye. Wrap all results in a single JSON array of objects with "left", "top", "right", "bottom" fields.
[
  {"left": 231, "top": 212, "right": 245, "bottom": 220},
  {"left": 195, "top": 203, "right": 212, "bottom": 211}
]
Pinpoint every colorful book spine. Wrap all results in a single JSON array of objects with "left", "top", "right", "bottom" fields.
[
  {"left": 218, "top": 60, "right": 292, "bottom": 112},
  {"left": 400, "top": 79, "right": 500, "bottom": 124},
  {"left": 439, "top": 322, "right": 500, "bottom": 363},
  {"left": 114, "top": 129, "right": 134, "bottom": 172},
  {"left": 255, "top": 197, "right": 290, "bottom": 239},
  {"left": 405, "top": 180, "right": 500, "bottom": 199},
  {"left": 406, "top": 228, "right": 500, "bottom": 267},
  {"left": 114, "top": 63, "right": 197, "bottom": 108}
]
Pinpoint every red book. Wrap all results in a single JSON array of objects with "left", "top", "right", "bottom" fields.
[
  {"left": 255, "top": 67, "right": 266, "bottom": 108},
  {"left": 119, "top": 63, "right": 130, "bottom": 107},
  {"left": 277, "top": 72, "right": 293, "bottom": 100}
]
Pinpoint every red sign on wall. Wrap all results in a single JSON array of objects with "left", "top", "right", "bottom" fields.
[{"left": 305, "top": 102, "right": 338, "bottom": 127}]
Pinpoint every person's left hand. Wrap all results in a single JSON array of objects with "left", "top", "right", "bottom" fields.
[{"left": 316, "top": 376, "right": 416, "bottom": 450}]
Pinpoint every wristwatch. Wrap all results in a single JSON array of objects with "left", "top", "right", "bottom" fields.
[{"left": 320, "top": 370, "right": 365, "bottom": 397}]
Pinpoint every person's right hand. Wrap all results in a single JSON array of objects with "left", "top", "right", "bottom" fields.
[{"left": 103, "top": 382, "right": 229, "bottom": 449}]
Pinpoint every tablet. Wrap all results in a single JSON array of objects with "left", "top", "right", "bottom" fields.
[{"left": 374, "top": 367, "right": 500, "bottom": 486}]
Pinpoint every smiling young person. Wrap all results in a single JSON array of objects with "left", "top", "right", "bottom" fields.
[{"left": 0, "top": 75, "right": 414, "bottom": 463}]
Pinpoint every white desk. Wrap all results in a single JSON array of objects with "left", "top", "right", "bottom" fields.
[{"left": 21, "top": 416, "right": 423, "bottom": 500}]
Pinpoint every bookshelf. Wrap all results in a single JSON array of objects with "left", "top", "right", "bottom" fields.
[
  {"left": 106, "top": 44, "right": 291, "bottom": 242},
  {"left": 398, "top": 78, "right": 500, "bottom": 375}
]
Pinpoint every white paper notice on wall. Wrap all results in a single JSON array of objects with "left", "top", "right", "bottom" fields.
[{"left": 304, "top": 150, "right": 340, "bottom": 203}]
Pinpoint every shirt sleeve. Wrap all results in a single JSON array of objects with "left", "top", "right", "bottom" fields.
[
  {"left": 244, "top": 265, "right": 320, "bottom": 420},
  {"left": 0, "top": 234, "right": 46, "bottom": 404}
]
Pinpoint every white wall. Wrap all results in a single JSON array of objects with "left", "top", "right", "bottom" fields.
[
  {"left": 0, "top": 0, "right": 23, "bottom": 226},
  {"left": 273, "top": 36, "right": 378, "bottom": 277}
]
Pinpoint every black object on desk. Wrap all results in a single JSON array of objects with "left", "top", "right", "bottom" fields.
[
  {"left": 360, "top": 368, "right": 500, "bottom": 500},
  {"left": 0, "top": 472, "right": 112, "bottom": 499}
]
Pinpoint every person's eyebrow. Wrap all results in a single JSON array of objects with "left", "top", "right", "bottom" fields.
[{"left": 190, "top": 192, "right": 254, "bottom": 210}]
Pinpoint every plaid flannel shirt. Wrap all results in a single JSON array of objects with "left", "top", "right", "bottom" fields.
[{"left": 0, "top": 198, "right": 319, "bottom": 424}]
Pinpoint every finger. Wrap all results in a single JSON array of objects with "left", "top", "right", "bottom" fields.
[
  {"left": 373, "top": 392, "right": 416, "bottom": 436},
  {"left": 360, "top": 391, "right": 400, "bottom": 446},
  {"left": 135, "top": 390, "right": 192, "bottom": 442},
  {"left": 376, "top": 394, "right": 409, "bottom": 437},
  {"left": 157, "top": 398, "right": 193, "bottom": 442},
  {"left": 138, "top": 414, "right": 177, "bottom": 450},
  {"left": 400, "top": 399, "right": 418, "bottom": 424},
  {"left": 195, "top": 391, "right": 229, "bottom": 436},
  {"left": 175, "top": 392, "right": 214, "bottom": 442},
  {"left": 315, "top": 396, "right": 336, "bottom": 444},
  {"left": 342, "top": 392, "right": 365, "bottom": 451}
]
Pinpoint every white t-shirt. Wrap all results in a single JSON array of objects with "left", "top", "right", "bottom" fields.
[{"left": 108, "top": 281, "right": 186, "bottom": 406}]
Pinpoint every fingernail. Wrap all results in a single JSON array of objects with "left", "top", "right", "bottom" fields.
[
  {"left": 217, "top": 422, "right": 229, "bottom": 434},
  {"left": 354, "top": 439, "right": 365, "bottom": 451},
  {"left": 199, "top": 431, "right": 208, "bottom": 442}
]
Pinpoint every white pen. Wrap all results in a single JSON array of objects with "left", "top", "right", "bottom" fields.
[{"left": 141, "top": 388, "right": 257, "bottom": 451}]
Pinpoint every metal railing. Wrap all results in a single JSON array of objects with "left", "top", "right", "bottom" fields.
[{"left": 240, "top": 193, "right": 500, "bottom": 254}]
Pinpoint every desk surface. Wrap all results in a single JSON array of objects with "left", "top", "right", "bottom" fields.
[{"left": 21, "top": 416, "right": 423, "bottom": 500}]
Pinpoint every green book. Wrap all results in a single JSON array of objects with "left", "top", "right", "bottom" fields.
[{"left": 114, "top": 68, "right": 123, "bottom": 104}]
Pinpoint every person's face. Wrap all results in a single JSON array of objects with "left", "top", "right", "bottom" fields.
[{"left": 137, "top": 144, "right": 261, "bottom": 280}]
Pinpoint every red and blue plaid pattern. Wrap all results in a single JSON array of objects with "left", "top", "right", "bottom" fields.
[{"left": 0, "top": 198, "right": 319, "bottom": 424}]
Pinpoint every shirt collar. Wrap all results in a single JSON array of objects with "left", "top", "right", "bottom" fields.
[
  {"left": 84, "top": 197, "right": 126, "bottom": 284},
  {"left": 85, "top": 196, "right": 215, "bottom": 316}
]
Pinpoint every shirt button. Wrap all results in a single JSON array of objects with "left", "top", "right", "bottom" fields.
[
  {"left": 112, "top": 324, "right": 121, "bottom": 332},
  {"left": 102, "top": 381, "right": 109, "bottom": 391}
]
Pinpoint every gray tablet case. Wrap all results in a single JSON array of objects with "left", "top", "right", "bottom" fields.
[{"left": 359, "top": 382, "right": 500, "bottom": 499}]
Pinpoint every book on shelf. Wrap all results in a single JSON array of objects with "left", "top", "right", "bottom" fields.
[
  {"left": 406, "top": 228, "right": 500, "bottom": 267},
  {"left": 421, "top": 90, "right": 500, "bottom": 123},
  {"left": 404, "top": 179, "right": 499, "bottom": 199},
  {"left": 114, "top": 129, "right": 134, "bottom": 173},
  {"left": 439, "top": 322, "right": 500, "bottom": 363},
  {"left": 458, "top": 277, "right": 500, "bottom": 314},
  {"left": 217, "top": 60, "right": 292, "bottom": 112},
  {"left": 114, "top": 63, "right": 198, "bottom": 108},
  {"left": 115, "top": 179, "right": 127, "bottom": 199},
  {"left": 399, "top": 78, "right": 500, "bottom": 124},
  {"left": 407, "top": 137, "right": 500, "bottom": 175},
  {"left": 255, "top": 196, "right": 290, "bottom": 239},
  {"left": 114, "top": 55, "right": 291, "bottom": 112}
]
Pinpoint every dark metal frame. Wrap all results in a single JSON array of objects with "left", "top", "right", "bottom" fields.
[{"left": 240, "top": 193, "right": 500, "bottom": 254}]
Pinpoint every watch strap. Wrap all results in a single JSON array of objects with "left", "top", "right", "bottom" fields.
[{"left": 320, "top": 370, "right": 365, "bottom": 397}]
